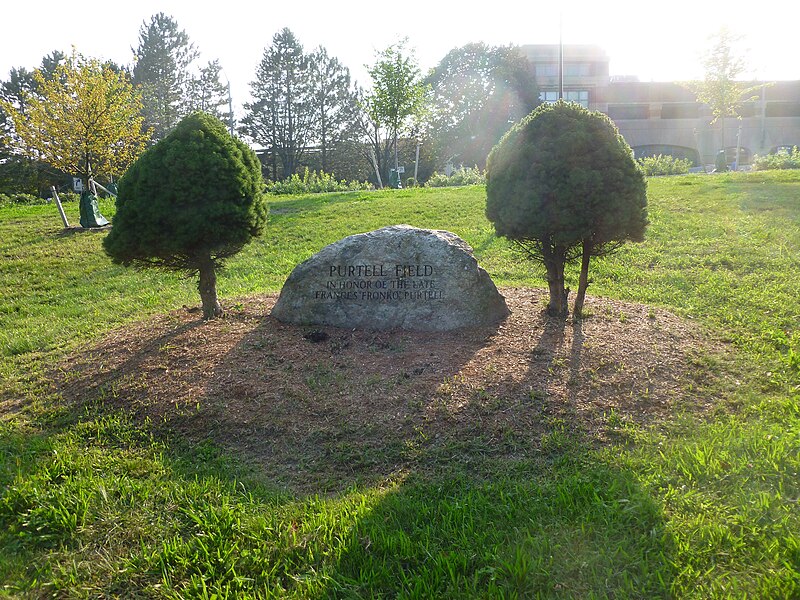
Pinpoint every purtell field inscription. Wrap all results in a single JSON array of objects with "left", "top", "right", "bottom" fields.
[{"left": 271, "top": 225, "right": 509, "bottom": 330}]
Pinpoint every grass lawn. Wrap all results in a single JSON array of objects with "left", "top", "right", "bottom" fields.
[{"left": 0, "top": 171, "right": 798, "bottom": 598}]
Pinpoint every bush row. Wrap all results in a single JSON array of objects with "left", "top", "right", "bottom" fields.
[
  {"left": 267, "top": 168, "right": 373, "bottom": 195},
  {"left": 752, "top": 147, "right": 800, "bottom": 171},
  {"left": 425, "top": 166, "right": 486, "bottom": 187},
  {"left": 636, "top": 154, "right": 693, "bottom": 176}
]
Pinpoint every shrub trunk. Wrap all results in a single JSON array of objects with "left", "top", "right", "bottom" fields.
[
  {"left": 198, "top": 256, "right": 223, "bottom": 319},
  {"left": 543, "top": 243, "right": 569, "bottom": 318},
  {"left": 573, "top": 239, "right": 592, "bottom": 319}
]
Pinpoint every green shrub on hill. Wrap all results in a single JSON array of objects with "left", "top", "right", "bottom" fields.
[
  {"left": 752, "top": 147, "right": 800, "bottom": 171},
  {"left": 267, "top": 168, "right": 373, "bottom": 195},
  {"left": 425, "top": 166, "right": 485, "bottom": 187},
  {"left": 637, "top": 154, "right": 693, "bottom": 176}
]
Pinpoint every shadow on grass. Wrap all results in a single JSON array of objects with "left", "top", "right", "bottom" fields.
[{"left": 24, "top": 293, "right": 683, "bottom": 596}]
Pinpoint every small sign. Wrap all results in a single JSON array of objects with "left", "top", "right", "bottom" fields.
[
  {"left": 72, "top": 177, "right": 83, "bottom": 192},
  {"left": 397, "top": 166, "right": 405, "bottom": 174}
]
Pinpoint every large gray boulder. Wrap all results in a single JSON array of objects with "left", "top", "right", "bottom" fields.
[{"left": 271, "top": 225, "right": 509, "bottom": 331}]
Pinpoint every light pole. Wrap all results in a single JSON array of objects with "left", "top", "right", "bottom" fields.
[{"left": 220, "top": 70, "right": 235, "bottom": 136}]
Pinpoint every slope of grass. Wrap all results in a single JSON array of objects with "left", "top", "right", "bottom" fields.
[{"left": 1, "top": 172, "right": 799, "bottom": 598}]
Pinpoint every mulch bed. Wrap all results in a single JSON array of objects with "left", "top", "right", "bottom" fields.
[{"left": 55, "top": 288, "right": 735, "bottom": 492}]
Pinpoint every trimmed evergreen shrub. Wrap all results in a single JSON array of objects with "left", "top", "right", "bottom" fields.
[
  {"left": 486, "top": 101, "right": 647, "bottom": 317},
  {"left": 103, "top": 112, "right": 267, "bottom": 319}
]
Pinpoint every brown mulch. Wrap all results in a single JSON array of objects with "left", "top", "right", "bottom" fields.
[{"left": 54, "top": 288, "right": 737, "bottom": 492}]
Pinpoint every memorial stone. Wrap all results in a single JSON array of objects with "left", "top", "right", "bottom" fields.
[{"left": 272, "top": 225, "right": 509, "bottom": 331}]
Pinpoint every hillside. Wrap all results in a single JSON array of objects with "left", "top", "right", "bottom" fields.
[{"left": 1, "top": 172, "right": 799, "bottom": 598}]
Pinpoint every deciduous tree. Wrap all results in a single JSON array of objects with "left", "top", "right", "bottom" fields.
[
  {"left": 486, "top": 101, "right": 647, "bottom": 318},
  {"left": 103, "top": 112, "right": 267, "bottom": 319},
  {"left": 686, "top": 28, "right": 764, "bottom": 157},
  {"left": 364, "top": 40, "right": 427, "bottom": 184},
  {"left": 1, "top": 51, "right": 149, "bottom": 187},
  {"left": 426, "top": 43, "right": 538, "bottom": 170}
]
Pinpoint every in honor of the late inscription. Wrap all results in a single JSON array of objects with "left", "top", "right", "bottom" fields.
[{"left": 271, "top": 225, "right": 509, "bottom": 331}]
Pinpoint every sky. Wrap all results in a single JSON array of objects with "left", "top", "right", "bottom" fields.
[{"left": 1, "top": 0, "right": 796, "bottom": 117}]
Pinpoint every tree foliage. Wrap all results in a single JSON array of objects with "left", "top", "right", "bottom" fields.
[
  {"left": 363, "top": 39, "right": 428, "bottom": 184},
  {"left": 186, "top": 59, "right": 232, "bottom": 125},
  {"left": 486, "top": 101, "right": 648, "bottom": 318},
  {"left": 307, "top": 46, "right": 359, "bottom": 174},
  {"left": 103, "top": 112, "right": 266, "bottom": 319},
  {"left": 0, "top": 51, "right": 68, "bottom": 194},
  {"left": 132, "top": 13, "right": 199, "bottom": 140},
  {"left": 426, "top": 43, "right": 539, "bottom": 170},
  {"left": 242, "top": 28, "right": 315, "bottom": 179},
  {"left": 0, "top": 51, "right": 149, "bottom": 185},
  {"left": 685, "top": 28, "right": 764, "bottom": 151}
]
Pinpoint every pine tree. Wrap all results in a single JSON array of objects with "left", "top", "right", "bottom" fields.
[{"left": 132, "top": 12, "right": 198, "bottom": 140}]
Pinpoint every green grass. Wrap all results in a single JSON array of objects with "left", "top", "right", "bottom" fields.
[{"left": 1, "top": 172, "right": 799, "bottom": 598}]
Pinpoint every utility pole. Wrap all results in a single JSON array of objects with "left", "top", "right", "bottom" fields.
[
  {"left": 559, "top": 12, "right": 564, "bottom": 100},
  {"left": 227, "top": 80, "right": 234, "bottom": 136}
]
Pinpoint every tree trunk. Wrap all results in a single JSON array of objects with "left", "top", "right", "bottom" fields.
[
  {"left": 198, "top": 256, "right": 223, "bottom": 319},
  {"left": 573, "top": 238, "right": 592, "bottom": 320},
  {"left": 543, "top": 243, "right": 568, "bottom": 318}
]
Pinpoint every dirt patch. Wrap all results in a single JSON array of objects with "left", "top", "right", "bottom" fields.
[{"left": 55, "top": 288, "right": 736, "bottom": 492}]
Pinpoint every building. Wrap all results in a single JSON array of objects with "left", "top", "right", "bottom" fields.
[{"left": 521, "top": 44, "right": 800, "bottom": 167}]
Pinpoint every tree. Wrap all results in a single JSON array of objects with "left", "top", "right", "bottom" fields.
[
  {"left": 426, "top": 43, "right": 539, "bottom": 170},
  {"left": 103, "top": 112, "right": 267, "bottom": 319},
  {"left": 132, "top": 13, "right": 198, "bottom": 140},
  {"left": 486, "top": 101, "right": 648, "bottom": 318},
  {"left": 0, "top": 51, "right": 68, "bottom": 194},
  {"left": 307, "top": 46, "right": 360, "bottom": 174},
  {"left": 686, "top": 28, "right": 763, "bottom": 159},
  {"left": 364, "top": 39, "right": 427, "bottom": 184},
  {"left": 186, "top": 59, "right": 232, "bottom": 126},
  {"left": 242, "top": 28, "right": 316, "bottom": 179},
  {"left": 0, "top": 51, "right": 149, "bottom": 187}
]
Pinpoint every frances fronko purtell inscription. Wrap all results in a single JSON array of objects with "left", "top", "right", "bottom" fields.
[{"left": 271, "top": 225, "right": 509, "bottom": 331}]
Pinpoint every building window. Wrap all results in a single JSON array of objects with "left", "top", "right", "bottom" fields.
[
  {"left": 564, "top": 63, "right": 591, "bottom": 77},
  {"left": 535, "top": 64, "right": 558, "bottom": 77},
  {"left": 539, "top": 90, "right": 589, "bottom": 108},
  {"left": 539, "top": 90, "right": 559, "bottom": 103},
  {"left": 608, "top": 104, "right": 650, "bottom": 120},
  {"left": 661, "top": 103, "right": 700, "bottom": 119},
  {"left": 766, "top": 102, "right": 800, "bottom": 118},
  {"left": 565, "top": 90, "right": 589, "bottom": 108}
]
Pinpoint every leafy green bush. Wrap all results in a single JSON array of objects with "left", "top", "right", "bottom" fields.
[
  {"left": 267, "top": 168, "right": 373, "bottom": 195},
  {"left": 752, "top": 147, "right": 800, "bottom": 171},
  {"left": 636, "top": 154, "right": 693, "bottom": 176},
  {"left": 0, "top": 192, "right": 48, "bottom": 206},
  {"left": 425, "top": 166, "right": 486, "bottom": 187}
]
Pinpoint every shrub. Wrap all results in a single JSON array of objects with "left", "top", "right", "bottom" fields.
[
  {"left": 486, "top": 101, "right": 647, "bottom": 318},
  {"left": 752, "top": 147, "right": 800, "bottom": 171},
  {"left": 425, "top": 166, "right": 486, "bottom": 187},
  {"left": 104, "top": 112, "right": 267, "bottom": 320},
  {"left": 637, "top": 154, "right": 693, "bottom": 176},
  {"left": 0, "top": 192, "right": 48, "bottom": 206},
  {"left": 267, "top": 168, "right": 373, "bottom": 195}
]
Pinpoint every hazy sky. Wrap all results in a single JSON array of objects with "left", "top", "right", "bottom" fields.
[{"left": 2, "top": 0, "right": 796, "bottom": 115}]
